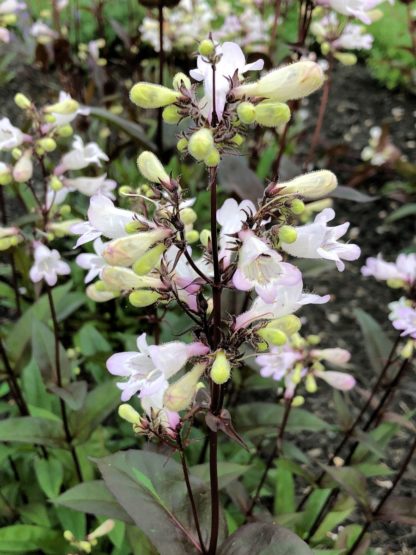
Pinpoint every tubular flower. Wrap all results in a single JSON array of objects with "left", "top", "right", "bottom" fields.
[
  {"left": 29, "top": 243, "right": 71, "bottom": 287},
  {"left": 0, "top": 117, "right": 25, "bottom": 150},
  {"left": 315, "top": 0, "right": 394, "bottom": 25},
  {"left": 62, "top": 174, "right": 116, "bottom": 200},
  {"left": 58, "top": 136, "right": 108, "bottom": 173},
  {"left": 362, "top": 253, "right": 416, "bottom": 287},
  {"left": 75, "top": 238, "right": 107, "bottom": 284},
  {"left": 389, "top": 298, "right": 416, "bottom": 339}
]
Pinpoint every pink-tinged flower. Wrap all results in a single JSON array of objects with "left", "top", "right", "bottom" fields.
[
  {"left": 30, "top": 21, "right": 58, "bottom": 42},
  {"left": 362, "top": 253, "right": 416, "bottom": 286},
  {"left": 256, "top": 346, "right": 302, "bottom": 381},
  {"left": 0, "top": 0, "right": 26, "bottom": 14},
  {"left": 281, "top": 208, "right": 360, "bottom": 271},
  {"left": 314, "top": 370, "right": 356, "bottom": 390},
  {"left": 394, "top": 254, "right": 416, "bottom": 286},
  {"left": 316, "top": 0, "right": 393, "bottom": 25},
  {"left": 190, "top": 41, "right": 264, "bottom": 122},
  {"left": 106, "top": 333, "right": 209, "bottom": 401},
  {"left": 72, "top": 195, "right": 139, "bottom": 247},
  {"left": 217, "top": 198, "right": 256, "bottom": 266},
  {"left": 29, "top": 242, "right": 70, "bottom": 286},
  {"left": 0, "top": 118, "right": 24, "bottom": 151},
  {"left": 389, "top": 298, "right": 416, "bottom": 339},
  {"left": 12, "top": 150, "right": 33, "bottom": 182},
  {"left": 75, "top": 238, "right": 107, "bottom": 283},
  {"left": 63, "top": 174, "right": 117, "bottom": 200},
  {"left": 0, "top": 27, "right": 10, "bottom": 43},
  {"left": 57, "top": 136, "right": 108, "bottom": 173},
  {"left": 232, "top": 230, "right": 302, "bottom": 301},
  {"left": 235, "top": 280, "right": 330, "bottom": 330},
  {"left": 311, "top": 348, "right": 351, "bottom": 366},
  {"left": 333, "top": 23, "right": 373, "bottom": 51}
]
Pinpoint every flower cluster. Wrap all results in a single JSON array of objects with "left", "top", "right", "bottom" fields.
[
  {"left": 74, "top": 39, "right": 360, "bottom": 438},
  {"left": 362, "top": 253, "right": 416, "bottom": 342},
  {"left": 0, "top": 0, "right": 26, "bottom": 43},
  {"left": 316, "top": 0, "right": 394, "bottom": 25}
]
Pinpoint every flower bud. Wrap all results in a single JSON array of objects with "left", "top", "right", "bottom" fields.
[
  {"left": 11, "top": 148, "right": 22, "bottom": 160},
  {"left": 400, "top": 340, "right": 414, "bottom": 360},
  {"left": 59, "top": 204, "right": 71, "bottom": 216},
  {"left": 185, "top": 229, "right": 199, "bottom": 244},
  {"left": 45, "top": 98, "right": 80, "bottom": 114},
  {"left": 50, "top": 175, "right": 63, "bottom": 191},
  {"left": 102, "top": 266, "right": 162, "bottom": 290},
  {"left": 130, "top": 82, "right": 180, "bottom": 109},
  {"left": 200, "top": 229, "right": 211, "bottom": 247},
  {"left": 137, "top": 151, "right": 170, "bottom": 184},
  {"left": 292, "top": 363, "right": 303, "bottom": 385},
  {"left": 118, "top": 403, "right": 141, "bottom": 424},
  {"left": 86, "top": 282, "right": 119, "bottom": 302},
  {"left": 307, "top": 334, "right": 321, "bottom": 346},
  {"left": 132, "top": 243, "right": 166, "bottom": 275},
  {"left": 162, "top": 105, "right": 181, "bottom": 124},
  {"left": 180, "top": 207, "right": 197, "bottom": 225},
  {"left": 306, "top": 374, "right": 317, "bottom": 393},
  {"left": 274, "top": 170, "right": 337, "bottom": 200},
  {"left": 257, "top": 328, "right": 287, "bottom": 346},
  {"left": 103, "top": 229, "right": 170, "bottom": 267},
  {"left": 14, "top": 93, "right": 32, "bottom": 110},
  {"left": 210, "top": 351, "right": 231, "bottom": 385},
  {"left": 44, "top": 114, "right": 56, "bottom": 123},
  {"left": 129, "top": 290, "right": 161, "bottom": 307},
  {"left": 188, "top": 128, "right": 214, "bottom": 161},
  {"left": 172, "top": 72, "right": 191, "bottom": 91},
  {"left": 291, "top": 395, "right": 304, "bottom": 407},
  {"left": 279, "top": 225, "right": 297, "bottom": 244},
  {"left": 386, "top": 278, "right": 405, "bottom": 289},
  {"left": 0, "top": 236, "right": 21, "bottom": 250},
  {"left": 177, "top": 138, "right": 188, "bottom": 153},
  {"left": 57, "top": 124, "right": 73, "bottom": 137},
  {"left": 255, "top": 101, "right": 291, "bottom": 128},
  {"left": 231, "top": 133, "right": 245, "bottom": 146},
  {"left": 63, "top": 530, "right": 75, "bottom": 542},
  {"left": 204, "top": 147, "right": 220, "bottom": 167},
  {"left": 164, "top": 363, "right": 206, "bottom": 411},
  {"left": 257, "top": 341, "right": 268, "bottom": 352},
  {"left": 87, "top": 520, "right": 115, "bottom": 541},
  {"left": 199, "top": 39, "right": 215, "bottom": 57},
  {"left": 320, "top": 42, "right": 331, "bottom": 56},
  {"left": 233, "top": 61, "right": 324, "bottom": 102},
  {"left": 124, "top": 220, "right": 148, "bottom": 233},
  {"left": 37, "top": 137, "right": 57, "bottom": 152},
  {"left": 0, "top": 163, "right": 12, "bottom": 186},
  {"left": 13, "top": 151, "right": 33, "bottom": 183},
  {"left": 290, "top": 199, "right": 305, "bottom": 215},
  {"left": 334, "top": 52, "right": 357, "bottom": 66},
  {"left": 237, "top": 101, "right": 256, "bottom": 124}
]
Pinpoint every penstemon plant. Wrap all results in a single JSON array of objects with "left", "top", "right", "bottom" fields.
[{"left": 70, "top": 39, "right": 363, "bottom": 554}]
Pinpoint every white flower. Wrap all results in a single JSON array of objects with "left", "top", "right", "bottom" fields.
[
  {"left": 0, "top": 27, "right": 10, "bottom": 43},
  {"left": 190, "top": 41, "right": 264, "bottom": 122},
  {"left": 256, "top": 346, "right": 302, "bottom": 381},
  {"left": 29, "top": 243, "right": 71, "bottom": 286},
  {"left": 281, "top": 208, "right": 361, "bottom": 271},
  {"left": 48, "top": 91, "right": 90, "bottom": 128},
  {"left": 389, "top": 298, "right": 416, "bottom": 339},
  {"left": 333, "top": 23, "right": 373, "bottom": 51},
  {"left": 235, "top": 280, "right": 330, "bottom": 330},
  {"left": 217, "top": 198, "right": 256, "bottom": 265},
  {"left": 106, "top": 333, "right": 209, "bottom": 402},
  {"left": 0, "top": 118, "right": 24, "bottom": 151},
  {"left": 71, "top": 195, "right": 139, "bottom": 247},
  {"left": 362, "top": 253, "right": 416, "bottom": 286},
  {"left": 75, "top": 238, "right": 107, "bottom": 283},
  {"left": 58, "top": 136, "right": 108, "bottom": 172},
  {"left": 0, "top": 0, "right": 26, "bottom": 14},
  {"left": 63, "top": 174, "right": 117, "bottom": 199},
  {"left": 316, "top": 0, "right": 394, "bottom": 25},
  {"left": 30, "top": 21, "right": 59, "bottom": 42},
  {"left": 232, "top": 230, "right": 302, "bottom": 301}
]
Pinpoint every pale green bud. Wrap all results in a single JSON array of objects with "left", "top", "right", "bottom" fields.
[
  {"left": 290, "top": 199, "right": 305, "bottom": 215},
  {"left": 199, "top": 39, "right": 215, "bottom": 57},
  {"left": 231, "top": 133, "right": 245, "bottom": 146},
  {"left": 321, "top": 42, "right": 331, "bottom": 56},
  {"left": 237, "top": 101, "right": 256, "bottom": 124},
  {"left": 185, "top": 229, "right": 199, "bottom": 244},
  {"left": 0, "top": 165, "right": 12, "bottom": 185},
  {"left": 257, "top": 328, "right": 287, "bottom": 346},
  {"left": 124, "top": 220, "right": 148, "bottom": 233},
  {"left": 79, "top": 541, "right": 92, "bottom": 553},
  {"left": 291, "top": 395, "right": 305, "bottom": 407},
  {"left": 234, "top": 61, "right": 324, "bottom": 103},
  {"left": 291, "top": 363, "right": 303, "bottom": 385},
  {"left": 164, "top": 363, "right": 206, "bottom": 411},
  {"left": 14, "top": 93, "right": 32, "bottom": 110},
  {"left": 180, "top": 207, "right": 197, "bottom": 225},
  {"left": 129, "top": 290, "right": 161, "bottom": 307},
  {"left": 63, "top": 530, "right": 75, "bottom": 542},
  {"left": 210, "top": 351, "right": 231, "bottom": 385},
  {"left": 130, "top": 82, "right": 180, "bottom": 109},
  {"left": 44, "top": 114, "right": 56, "bottom": 123},
  {"left": 264, "top": 316, "right": 302, "bottom": 337},
  {"left": 102, "top": 266, "right": 162, "bottom": 290},
  {"left": 200, "top": 229, "right": 211, "bottom": 247},
  {"left": 400, "top": 340, "right": 414, "bottom": 360},
  {"left": 50, "top": 175, "right": 63, "bottom": 191},
  {"left": 188, "top": 128, "right": 214, "bottom": 161},
  {"left": 307, "top": 334, "right": 321, "bottom": 345},
  {"left": 0, "top": 237, "right": 20, "bottom": 251},
  {"left": 279, "top": 225, "right": 297, "bottom": 244},
  {"left": 137, "top": 151, "right": 170, "bottom": 184},
  {"left": 177, "top": 137, "right": 188, "bottom": 153},
  {"left": 57, "top": 124, "right": 73, "bottom": 137},
  {"left": 118, "top": 404, "right": 141, "bottom": 424},
  {"left": 334, "top": 52, "right": 357, "bottom": 66},
  {"left": 45, "top": 98, "right": 79, "bottom": 114},
  {"left": 3, "top": 13, "right": 16, "bottom": 24},
  {"left": 162, "top": 105, "right": 181, "bottom": 124},
  {"left": 11, "top": 148, "right": 22, "bottom": 160},
  {"left": 13, "top": 151, "right": 33, "bottom": 183},
  {"left": 204, "top": 147, "right": 220, "bottom": 167},
  {"left": 102, "top": 229, "right": 170, "bottom": 267},
  {"left": 386, "top": 278, "right": 405, "bottom": 289},
  {"left": 59, "top": 204, "right": 71, "bottom": 216},
  {"left": 255, "top": 101, "right": 291, "bottom": 128},
  {"left": 275, "top": 170, "right": 337, "bottom": 200},
  {"left": 257, "top": 341, "right": 268, "bottom": 352},
  {"left": 37, "top": 137, "right": 57, "bottom": 152},
  {"left": 132, "top": 243, "right": 166, "bottom": 275},
  {"left": 172, "top": 72, "right": 191, "bottom": 91},
  {"left": 306, "top": 374, "right": 317, "bottom": 394}
]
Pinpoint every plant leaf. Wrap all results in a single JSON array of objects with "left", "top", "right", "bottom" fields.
[
  {"left": 34, "top": 457, "right": 64, "bottom": 498},
  {"left": 320, "top": 466, "right": 370, "bottom": 509},
  {"left": 331, "top": 186, "right": 378, "bottom": 203},
  {"left": 354, "top": 309, "right": 393, "bottom": 373},
  {"left": 218, "top": 522, "right": 312, "bottom": 555},
  {"left": 0, "top": 525, "right": 63, "bottom": 553},
  {"left": 386, "top": 203, "right": 416, "bottom": 222},
  {"left": 0, "top": 417, "right": 65, "bottom": 447},
  {"left": 49, "top": 381, "right": 88, "bottom": 411},
  {"left": 190, "top": 462, "right": 250, "bottom": 490},
  {"left": 31, "top": 320, "right": 70, "bottom": 383}
]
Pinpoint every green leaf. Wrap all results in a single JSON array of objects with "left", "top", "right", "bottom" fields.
[
  {"left": 354, "top": 309, "right": 393, "bottom": 373},
  {"left": 34, "top": 457, "right": 64, "bottom": 498},
  {"left": 77, "top": 323, "right": 111, "bottom": 356},
  {"left": 218, "top": 522, "right": 312, "bottom": 555},
  {"left": 126, "top": 525, "right": 158, "bottom": 555},
  {"left": 311, "top": 496, "right": 356, "bottom": 543},
  {"left": 320, "top": 466, "right": 370, "bottom": 509},
  {"left": 333, "top": 390, "right": 354, "bottom": 431},
  {"left": 190, "top": 462, "right": 250, "bottom": 490},
  {"left": 54, "top": 480, "right": 133, "bottom": 523},
  {"left": 88, "top": 106, "right": 156, "bottom": 151},
  {"left": 274, "top": 460, "right": 295, "bottom": 515},
  {"left": 21, "top": 359, "right": 53, "bottom": 411},
  {"left": 31, "top": 320, "right": 70, "bottom": 383},
  {"left": 0, "top": 525, "right": 63, "bottom": 553},
  {"left": 298, "top": 489, "right": 331, "bottom": 537},
  {"left": 94, "top": 449, "right": 226, "bottom": 555},
  {"left": 352, "top": 462, "right": 393, "bottom": 478},
  {"left": 386, "top": 203, "right": 416, "bottom": 222},
  {"left": 49, "top": 381, "right": 88, "bottom": 411},
  {"left": 0, "top": 417, "right": 65, "bottom": 447}
]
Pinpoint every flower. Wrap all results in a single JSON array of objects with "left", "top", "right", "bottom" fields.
[
  {"left": 29, "top": 243, "right": 71, "bottom": 286},
  {"left": 281, "top": 208, "right": 360, "bottom": 271},
  {"left": 232, "top": 230, "right": 302, "bottom": 301},
  {"left": 46, "top": 91, "right": 90, "bottom": 128},
  {"left": 235, "top": 280, "right": 330, "bottom": 330},
  {"left": 0, "top": 0, "right": 26, "bottom": 14},
  {"left": 75, "top": 238, "right": 107, "bottom": 283},
  {"left": 256, "top": 346, "right": 302, "bottom": 381},
  {"left": 30, "top": 21, "right": 59, "bottom": 43},
  {"left": 389, "top": 298, "right": 416, "bottom": 339},
  {"left": 0, "top": 28, "right": 9, "bottom": 43},
  {"left": 106, "top": 333, "right": 209, "bottom": 401},
  {"left": 63, "top": 174, "right": 117, "bottom": 199},
  {"left": 190, "top": 41, "right": 264, "bottom": 122},
  {"left": 362, "top": 253, "right": 416, "bottom": 286},
  {"left": 217, "top": 197, "right": 256, "bottom": 266},
  {"left": 0, "top": 117, "right": 24, "bottom": 150},
  {"left": 315, "top": 0, "right": 394, "bottom": 25},
  {"left": 57, "top": 136, "right": 108, "bottom": 173}
]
